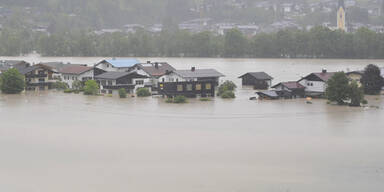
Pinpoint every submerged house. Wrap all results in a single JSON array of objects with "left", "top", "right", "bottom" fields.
[
  {"left": 271, "top": 81, "right": 306, "bottom": 98},
  {"left": 18, "top": 64, "right": 57, "bottom": 91},
  {"left": 60, "top": 65, "right": 95, "bottom": 88},
  {"left": 130, "top": 62, "right": 176, "bottom": 91},
  {"left": 298, "top": 70, "right": 335, "bottom": 96},
  {"left": 239, "top": 72, "right": 273, "bottom": 89},
  {"left": 94, "top": 59, "right": 140, "bottom": 73},
  {"left": 158, "top": 67, "right": 225, "bottom": 97},
  {"left": 95, "top": 71, "right": 148, "bottom": 95},
  {"left": 346, "top": 70, "right": 364, "bottom": 87}
]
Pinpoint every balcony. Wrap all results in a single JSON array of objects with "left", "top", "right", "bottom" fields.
[{"left": 25, "top": 74, "right": 47, "bottom": 78}]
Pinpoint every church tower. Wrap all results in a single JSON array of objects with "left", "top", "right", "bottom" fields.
[{"left": 337, "top": 0, "right": 346, "bottom": 31}]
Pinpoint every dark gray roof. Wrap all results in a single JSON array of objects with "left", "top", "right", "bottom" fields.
[
  {"left": 18, "top": 64, "right": 55, "bottom": 75},
  {"left": 173, "top": 69, "right": 224, "bottom": 78},
  {"left": 0, "top": 60, "right": 29, "bottom": 72},
  {"left": 239, "top": 72, "right": 273, "bottom": 80},
  {"left": 95, "top": 71, "right": 148, "bottom": 80}
]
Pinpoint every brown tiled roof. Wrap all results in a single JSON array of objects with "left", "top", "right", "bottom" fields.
[
  {"left": 312, "top": 72, "right": 336, "bottom": 82},
  {"left": 138, "top": 63, "right": 176, "bottom": 77},
  {"left": 60, "top": 65, "right": 93, "bottom": 75}
]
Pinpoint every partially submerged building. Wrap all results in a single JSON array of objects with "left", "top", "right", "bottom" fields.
[
  {"left": 158, "top": 67, "right": 224, "bottom": 97},
  {"left": 18, "top": 64, "right": 57, "bottom": 91},
  {"left": 239, "top": 72, "right": 273, "bottom": 89},
  {"left": 60, "top": 65, "right": 95, "bottom": 88},
  {"left": 271, "top": 81, "right": 306, "bottom": 98},
  {"left": 297, "top": 70, "right": 336, "bottom": 97},
  {"left": 95, "top": 71, "right": 148, "bottom": 95}
]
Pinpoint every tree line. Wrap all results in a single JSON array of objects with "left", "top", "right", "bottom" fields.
[{"left": 1, "top": 26, "right": 384, "bottom": 59}]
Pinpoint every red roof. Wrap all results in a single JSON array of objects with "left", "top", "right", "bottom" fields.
[{"left": 60, "top": 65, "right": 93, "bottom": 75}]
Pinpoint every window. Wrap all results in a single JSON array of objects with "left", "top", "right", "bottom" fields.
[
  {"left": 162, "top": 78, "right": 165, "bottom": 82},
  {"left": 108, "top": 90, "right": 113, "bottom": 94},
  {"left": 101, "top": 80, "right": 106, "bottom": 86},
  {"left": 307, "top": 82, "right": 313, "bottom": 86},
  {"left": 107, "top": 80, "right": 113, "bottom": 85},
  {"left": 38, "top": 78, "right": 45, "bottom": 82},
  {"left": 177, "top": 85, "right": 183, "bottom": 92},
  {"left": 196, "top": 84, "right": 202, "bottom": 91},
  {"left": 72, "top": 76, "right": 75, "bottom": 80},
  {"left": 205, "top": 83, "right": 211, "bottom": 90},
  {"left": 136, "top": 80, "right": 144, "bottom": 85},
  {"left": 169, "top": 78, "right": 174, "bottom": 82},
  {"left": 187, "top": 84, "right": 193, "bottom": 91}
]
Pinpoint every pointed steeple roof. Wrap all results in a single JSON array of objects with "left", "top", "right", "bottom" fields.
[{"left": 338, "top": 0, "right": 345, "bottom": 9}]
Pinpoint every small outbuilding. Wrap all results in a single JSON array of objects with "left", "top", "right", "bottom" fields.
[
  {"left": 272, "top": 81, "right": 306, "bottom": 98},
  {"left": 239, "top": 72, "right": 273, "bottom": 89}
]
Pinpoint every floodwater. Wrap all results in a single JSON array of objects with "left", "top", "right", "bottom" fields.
[{"left": 1, "top": 57, "right": 384, "bottom": 192}]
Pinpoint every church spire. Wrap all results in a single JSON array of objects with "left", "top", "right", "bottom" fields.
[{"left": 337, "top": 0, "right": 346, "bottom": 31}]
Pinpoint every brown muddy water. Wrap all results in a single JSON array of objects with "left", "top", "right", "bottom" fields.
[{"left": 0, "top": 57, "right": 384, "bottom": 192}]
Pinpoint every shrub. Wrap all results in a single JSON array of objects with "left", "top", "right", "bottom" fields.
[
  {"left": 64, "top": 89, "right": 73, "bottom": 93},
  {"left": 83, "top": 80, "right": 99, "bottom": 95},
  {"left": 174, "top": 95, "right": 187, "bottom": 103},
  {"left": 72, "top": 80, "right": 83, "bottom": 91},
  {"left": 118, "top": 88, "right": 127, "bottom": 98},
  {"left": 221, "top": 90, "right": 236, "bottom": 99},
  {"left": 218, "top": 80, "right": 237, "bottom": 96},
  {"left": 362, "top": 99, "right": 368, "bottom": 105},
  {"left": 136, "top": 88, "right": 151, "bottom": 97},
  {"left": 200, "top": 97, "right": 212, "bottom": 101},
  {"left": 0, "top": 68, "right": 25, "bottom": 94},
  {"left": 166, "top": 96, "right": 187, "bottom": 103},
  {"left": 52, "top": 81, "right": 68, "bottom": 90}
]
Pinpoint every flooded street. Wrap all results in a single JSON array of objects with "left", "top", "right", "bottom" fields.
[{"left": 1, "top": 57, "right": 384, "bottom": 192}]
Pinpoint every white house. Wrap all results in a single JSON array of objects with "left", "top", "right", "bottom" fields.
[
  {"left": 94, "top": 71, "right": 148, "bottom": 95},
  {"left": 60, "top": 65, "right": 94, "bottom": 88},
  {"left": 298, "top": 70, "right": 336, "bottom": 96},
  {"left": 129, "top": 62, "right": 176, "bottom": 90}
]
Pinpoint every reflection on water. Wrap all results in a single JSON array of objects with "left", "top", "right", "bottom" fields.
[{"left": 0, "top": 58, "right": 384, "bottom": 192}]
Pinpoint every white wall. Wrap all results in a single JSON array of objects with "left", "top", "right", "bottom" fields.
[
  {"left": 298, "top": 79, "right": 326, "bottom": 93},
  {"left": 62, "top": 70, "right": 94, "bottom": 88}
]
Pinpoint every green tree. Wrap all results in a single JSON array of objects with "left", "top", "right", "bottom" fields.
[
  {"left": 224, "top": 29, "right": 247, "bottom": 58},
  {"left": 325, "top": 72, "right": 350, "bottom": 105},
  {"left": 83, "top": 80, "right": 99, "bottom": 95},
  {"left": 349, "top": 80, "right": 365, "bottom": 107},
  {"left": 0, "top": 68, "right": 25, "bottom": 94},
  {"left": 361, "top": 64, "right": 384, "bottom": 95}
]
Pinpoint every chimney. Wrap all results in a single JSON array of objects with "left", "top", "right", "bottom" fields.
[
  {"left": 155, "top": 63, "right": 159, "bottom": 69},
  {"left": 191, "top": 67, "right": 196, "bottom": 72},
  {"left": 322, "top": 69, "right": 327, "bottom": 73}
]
